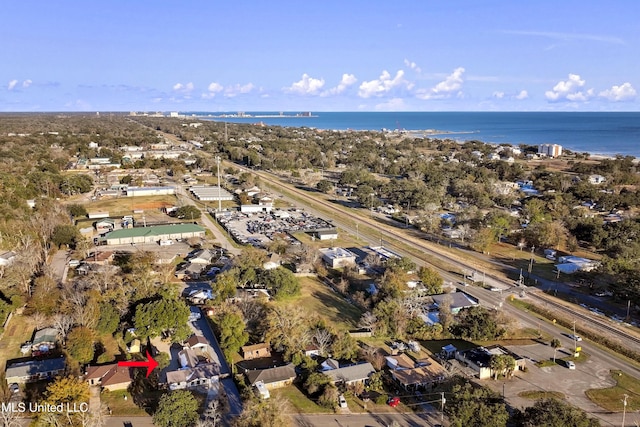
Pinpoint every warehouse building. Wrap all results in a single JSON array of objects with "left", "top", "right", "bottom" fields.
[
  {"left": 125, "top": 186, "right": 175, "bottom": 197},
  {"left": 189, "top": 185, "right": 235, "bottom": 201},
  {"left": 103, "top": 224, "right": 205, "bottom": 245}
]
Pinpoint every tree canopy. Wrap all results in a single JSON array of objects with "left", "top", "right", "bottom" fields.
[
  {"left": 133, "top": 297, "right": 191, "bottom": 342},
  {"left": 153, "top": 390, "right": 199, "bottom": 427}
]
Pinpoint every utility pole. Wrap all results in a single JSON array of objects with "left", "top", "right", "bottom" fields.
[
  {"left": 573, "top": 319, "right": 578, "bottom": 354},
  {"left": 622, "top": 394, "right": 628, "bottom": 427},
  {"left": 216, "top": 156, "right": 222, "bottom": 212},
  {"left": 441, "top": 391, "right": 446, "bottom": 425},
  {"left": 626, "top": 300, "right": 631, "bottom": 320}
]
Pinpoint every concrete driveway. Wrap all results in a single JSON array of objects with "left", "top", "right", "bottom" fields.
[{"left": 484, "top": 342, "right": 625, "bottom": 427}]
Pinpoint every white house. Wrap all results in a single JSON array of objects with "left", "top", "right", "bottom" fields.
[{"left": 588, "top": 174, "right": 606, "bottom": 185}]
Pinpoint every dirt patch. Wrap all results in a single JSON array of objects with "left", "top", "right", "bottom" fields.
[
  {"left": 7, "top": 325, "right": 16, "bottom": 337},
  {"left": 131, "top": 201, "right": 174, "bottom": 210}
]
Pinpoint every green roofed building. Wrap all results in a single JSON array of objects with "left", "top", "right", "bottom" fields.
[{"left": 104, "top": 224, "right": 205, "bottom": 245}]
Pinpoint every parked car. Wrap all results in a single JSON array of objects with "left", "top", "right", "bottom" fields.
[
  {"left": 9, "top": 383, "right": 19, "bottom": 394},
  {"left": 566, "top": 361, "right": 576, "bottom": 370},
  {"left": 388, "top": 397, "right": 400, "bottom": 407}
]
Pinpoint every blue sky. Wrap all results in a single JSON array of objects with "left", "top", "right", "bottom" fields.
[{"left": 1, "top": 1, "right": 638, "bottom": 112}]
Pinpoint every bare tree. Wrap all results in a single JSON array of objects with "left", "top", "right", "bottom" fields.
[
  {"left": 357, "top": 311, "right": 377, "bottom": 334},
  {"left": 312, "top": 328, "right": 333, "bottom": 356},
  {"left": 30, "top": 312, "right": 49, "bottom": 330},
  {"left": 0, "top": 407, "right": 24, "bottom": 427},
  {"left": 51, "top": 313, "right": 74, "bottom": 343}
]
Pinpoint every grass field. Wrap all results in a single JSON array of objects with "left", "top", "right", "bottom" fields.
[
  {"left": 286, "top": 276, "right": 363, "bottom": 330},
  {"left": 0, "top": 314, "right": 34, "bottom": 371},
  {"left": 84, "top": 195, "right": 178, "bottom": 214},
  {"left": 586, "top": 370, "right": 640, "bottom": 411},
  {"left": 101, "top": 390, "right": 149, "bottom": 416},
  {"left": 270, "top": 385, "right": 329, "bottom": 414}
]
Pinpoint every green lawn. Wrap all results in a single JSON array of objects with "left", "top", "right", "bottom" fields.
[
  {"left": 270, "top": 385, "right": 329, "bottom": 414},
  {"left": 418, "top": 339, "right": 477, "bottom": 356},
  {"left": 283, "top": 276, "right": 363, "bottom": 330},
  {"left": 586, "top": 370, "right": 640, "bottom": 411},
  {"left": 0, "top": 313, "right": 34, "bottom": 371},
  {"left": 101, "top": 390, "right": 149, "bottom": 416}
]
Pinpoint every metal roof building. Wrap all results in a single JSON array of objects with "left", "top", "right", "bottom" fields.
[
  {"left": 103, "top": 224, "right": 205, "bottom": 245},
  {"left": 189, "top": 186, "right": 234, "bottom": 201}
]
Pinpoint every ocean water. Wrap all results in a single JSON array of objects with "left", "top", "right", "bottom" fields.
[{"left": 188, "top": 111, "right": 640, "bottom": 157}]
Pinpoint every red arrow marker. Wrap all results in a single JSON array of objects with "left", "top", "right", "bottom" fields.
[{"left": 118, "top": 350, "right": 159, "bottom": 378}]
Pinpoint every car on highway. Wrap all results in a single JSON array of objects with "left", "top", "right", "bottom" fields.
[
  {"left": 566, "top": 361, "right": 576, "bottom": 370},
  {"left": 567, "top": 334, "right": 582, "bottom": 341}
]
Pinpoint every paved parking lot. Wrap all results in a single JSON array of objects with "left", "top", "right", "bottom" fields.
[{"left": 485, "top": 343, "right": 620, "bottom": 425}]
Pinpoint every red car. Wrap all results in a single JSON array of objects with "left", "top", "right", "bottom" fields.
[{"left": 388, "top": 397, "right": 400, "bottom": 407}]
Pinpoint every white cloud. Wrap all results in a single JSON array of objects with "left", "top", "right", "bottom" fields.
[
  {"left": 172, "top": 82, "right": 194, "bottom": 93},
  {"left": 545, "top": 74, "right": 593, "bottom": 102},
  {"left": 374, "top": 98, "right": 406, "bottom": 111},
  {"left": 321, "top": 73, "right": 357, "bottom": 97},
  {"left": 22, "top": 79, "right": 32, "bottom": 88},
  {"left": 208, "top": 82, "right": 223, "bottom": 93},
  {"left": 403, "top": 59, "right": 421, "bottom": 73},
  {"left": 201, "top": 82, "right": 223, "bottom": 99},
  {"left": 493, "top": 89, "right": 529, "bottom": 100},
  {"left": 225, "top": 83, "right": 255, "bottom": 97},
  {"left": 358, "top": 70, "right": 410, "bottom": 98},
  {"left": 7, "top": 80, "right": 18, "bottom": 90},
  {"left": 417, "top": 67, "right": 465, "bottom": 100},
  {"left": 599, "top": 82, "right": 637, "bottom": 101},
  {"left": 285, "top": 74, "right": 325, "bottom": 95}
]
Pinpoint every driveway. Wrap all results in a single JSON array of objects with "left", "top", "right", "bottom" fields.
[
  {"left": 190, "top": 309, "right": 243, "bottom": 417},
  {"left": 484, "top": 343, "right": 624, "bottom": 427}
]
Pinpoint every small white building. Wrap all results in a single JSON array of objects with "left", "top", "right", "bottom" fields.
[
  {"left": 319, "top": 247, "right": 356, "bottom": 268},
  {"left": 240, "top": 203, "right": 273, "bottom": 214},
  {"left": 588, "top": 174, "right": 606, "bottom": 185}
]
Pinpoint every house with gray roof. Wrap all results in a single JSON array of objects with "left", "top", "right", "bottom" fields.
[
  {"left": 245, "top": 363, "right": 296, "bottom": 390},
  {"left": 166, "top": 363, "right": 220, "bottom": 391},
  {"left": 5, "top": 356, "right": 66, "bottom": 384},
  {"left": 324, "top": 362, "right": 375, "bottom": 385},
  {"left": 431, "top": 292, "right": 478, "bottom": 314}
]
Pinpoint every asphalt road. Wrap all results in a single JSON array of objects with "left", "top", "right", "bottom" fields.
[{"left": 293, "top": 411, "right": 445, "bottom": 427}]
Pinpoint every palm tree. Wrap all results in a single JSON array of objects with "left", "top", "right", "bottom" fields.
[
  {"left": 551, "top": 338, "right": 562, "bottom": 363},
  {"left": 490, "top": 354, "right": 508, "bottom": 380}
]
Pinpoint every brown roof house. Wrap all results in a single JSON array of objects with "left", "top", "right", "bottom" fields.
[
  {"left": 386, "top": 354, "right": 447, "bottom": 390},
  {"left": 245, "top": 363, "right": 296, "bottom": 390},
  {"left": 242, "top": 343, "right": 272, "bottom": 360},
  {"left": 85, "top": 364, "right": 134, "bottom": 391}
]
